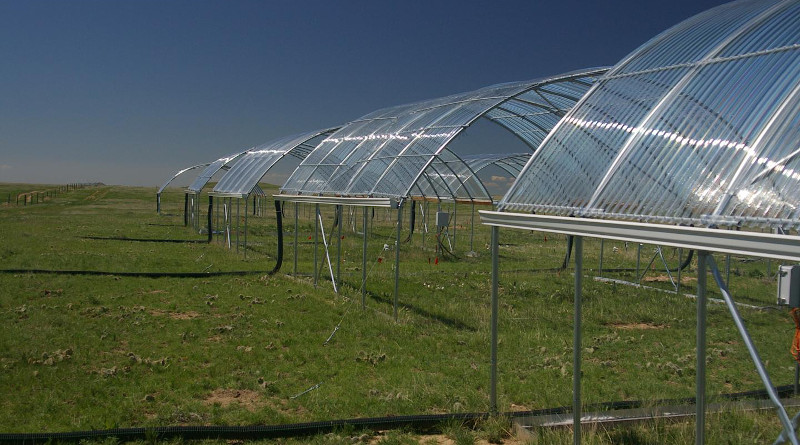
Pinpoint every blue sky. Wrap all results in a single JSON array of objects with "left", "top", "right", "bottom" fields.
[{"left": 0, "top": 0, "right": 731, "bottom": 187}]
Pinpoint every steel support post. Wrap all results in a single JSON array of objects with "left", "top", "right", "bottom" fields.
[
  {"left": 470, "top": 202, "right": 475, "bottom": 253},
  {"left": 394, "top": 204, "right": 402, "bottom": 321},
  {"left": 677, "top": 248, "right": 683, "bottom": 295},
  {"left": 362, "top": 207, "right": 368, "bottom": 310},
  {"left": 573, "top": 236, "right": 583, "bottom": 445},
  {"left": 337, "top": 205, "right": 343, "bottom": 283},
  {"left": 157, "top": 193, "right": 161, "bottom": 214},
  {"left": 314, "top": 204, "right": 320, "bottom": 286},
  {"left": 452, "top": 203, "right": 457, "bottom": 253},
  {"left": 706, "top": 255, "right": 797, "bottom": 445},
  {"left": 207, "top": 196, "right": 213, "bottom": 243},
  {"left": 184, "top": 193, "right": 189, "bottom": 226},
  {"left": 725, "top": 254, "right": 731, "bottom": 287},
  {"left": 422, "top": 203, "right": 427, "bottom": 251},
  {"left": 235, "top": 199, "right": 240, "bottom": 252},
  {"left": 490, "top": 225, "right": 499, "bottom": 414},
  {"left": 598, "top": 239, "right": 604, "bottom": 278},
  {"left": 244, "top": 197, "right": 248, "bottom": 258},
  {"left": 696, "top": 251, "right": 707, "bottom": 445},
  {"left": 294, "top": 202, "right": 299, "bottom": 276},
  {"left": 636, "top": 243, "right": 642, "bottom": 284}
]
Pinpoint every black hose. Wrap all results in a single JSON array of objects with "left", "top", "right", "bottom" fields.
[
  {"left": 559, "top": 235, "right": 694, "bottom": 274},
  {"left": 1, "top": 384, "right": 793, "bottom": 444},
  {"left": 561, "top": 235, "right": 574, "bottom": 270},
  {"left": 404, "top": 203, "right": 415, "bottom": 242},
  {"left": 183, "top": 193, "right": 189, "bottom": 227},
  {"left": 268, "top": 199, "right": 283, "bottom": 276}
]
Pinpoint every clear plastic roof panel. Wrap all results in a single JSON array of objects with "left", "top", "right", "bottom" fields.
[
  {"left": 410, "top": 148, "right": 490, "bottom": 201},
  {"left": 158, "top": 163, "right": 210, "bottom": 194},
  {"left": 501, "top": 0, "right": 800, "bottom": 230},
  {"left": 462, "top": 153, "right": 531, "bottom": 178},
  {"left": 211, "top": 128, "right": 339, "bottom": 198},
  {"left": 281, "top": 68, "right": 606, "bottom": 200},
  {"left": 187, "top": 151, "right": 248, "bottom": 194}
]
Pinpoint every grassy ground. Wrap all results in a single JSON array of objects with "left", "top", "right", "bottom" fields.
[{"left": 0, "top": 183, "right": 796, "bottom": 443}]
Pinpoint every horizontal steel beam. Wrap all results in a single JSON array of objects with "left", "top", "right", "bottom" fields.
[
  {"left": 208, "top": 192, "right": 249, "bottom": 199},
  {"left": 480, "top": 210, "right": 800, "bottom": 261},
  {"left": 274, "top": 194, "right": 398, "bottom": 208}
]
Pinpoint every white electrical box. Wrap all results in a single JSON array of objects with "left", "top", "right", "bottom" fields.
[
  {"left": 436, "top": 211, "right": 450, "bottom": 228},
  {"left": 777, "top": 265, "right": 800, "bottom": 307}
]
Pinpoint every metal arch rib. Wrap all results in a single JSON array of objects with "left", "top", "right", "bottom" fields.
[
  {"left": 158, "top": 163, "right": 210, "bottom": 194},
  {"left": 398, "top": 71, "right": 608, "bottom": 201}
]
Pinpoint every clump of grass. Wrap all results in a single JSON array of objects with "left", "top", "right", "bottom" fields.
[
  {"left": 478, "top": 415, "right": 511, "bottom": 444},
  {"left": 440, "top": 418, "right": 475, "bottom": 445}
]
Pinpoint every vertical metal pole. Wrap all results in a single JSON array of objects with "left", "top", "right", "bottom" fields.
[
  {"left": 294, "top": 202, "right": 299, "bottom": 276},
  {"left": 314, "top": 204, "right": 319, "bottom": 286},
  {"left": 235, "top": 198, "right": 240, "bottom": 252},
  {"left": 573, "top": 236, "right": 583, "bottom": 445},
  {"left": 207, "top": 196, "right": 213, "bottom": 243},
  {"left": 598, "top": 239, "right": 604, "bottom": 278},
  {"left": 184, "top": 193, "right": 189, "bottom": 226},
  {"left": 157, "top": 193, "right": 161, "bottom": 214},
  {"left": 452, "top": 202, "right": 457, "bottom": 253},
  {"left": 677, "top": 248, "right": 683, "bottom": 295},
  {"left": 636, "top": 243, "right": 642, "bottom": 284},
  {"left": 422, "top": 203, "right": 427, "bottom": 251},
  {"left": 725, "top": 254, "right": 731, "bottom": 286},
  {"left": 362, "top": 207, "right": 368, "bottom": 310},
  {"left": 490, "top": 225, "right": 499, "bottom": 414},
  {"left": 337, "top": 205, "right": 343, "bottom": 283},
  {"left": 696, "top": 252, "right": 707, "bottom": 445},
  {"left": 708, "top": 256, "right": 798, "bottom": 445},
  {"left": 244, "top": 197, "right": 249, "bottom": 258},
  {"left": 470, "top": 202, "right": 475, "bottom": 253},
  {"left": 393, "top": 203, "right": 402, "bottom": 321}
]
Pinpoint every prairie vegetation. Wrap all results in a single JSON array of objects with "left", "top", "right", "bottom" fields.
[{"left": 0, "top": 183, "right": 794, "bottom": 443}]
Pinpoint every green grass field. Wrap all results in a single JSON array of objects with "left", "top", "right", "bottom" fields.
[{"left": 0, "top": 183, "right": 796, "bottom": 443}]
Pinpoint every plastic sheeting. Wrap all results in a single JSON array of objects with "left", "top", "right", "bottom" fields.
[
  {"left": 158, "top": 163, "right": 210, "bottom": 195},
  {"left": 186, "top": 151, "right": 247, "bottom": 194},
  {"left": 501, "top": 0, "right": 800, "bottom": 230},
  {"left": 210, "top": 128, "right": 339, "bottom": 198},
  {"left": 281, "top": 68, "right": 606, "bottom": 201}
]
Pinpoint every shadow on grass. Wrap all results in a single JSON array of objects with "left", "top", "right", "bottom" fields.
[
  {"left": 333, "top": 279, "right": 477, "bottom": 332},
  {"left": 81, "top": 236, "right": 207, "bottom": 244},
  {"left": 0, "top": 269, "right": 262, "bottom": 278}
]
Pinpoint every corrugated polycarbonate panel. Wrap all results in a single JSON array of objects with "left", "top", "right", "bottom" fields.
[
  {"left": 281, "top": 68, "right": 606, "bottom": 200},
  {"left": 187, "top": 151, "right": 247, "bottom": 193},
  {"left": 501, "top": 0, "right": 800, "bottom": 230},
  {"left": 158, "top": 164, "right": 209, "bottom": 194},
  {"left": 211, "top": 128, "right": 338, "bottom": 197},
  {"left": 462, "top": 153, "right": 531, "bottom": 178}
]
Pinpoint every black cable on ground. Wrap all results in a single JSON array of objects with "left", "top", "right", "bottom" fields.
[{"left": 0, "top": 385, "right": 794, "bottom": 444}]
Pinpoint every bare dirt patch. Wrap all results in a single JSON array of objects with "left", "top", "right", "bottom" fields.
[
  {"left": 148, "top": 309, "right": 200, "bottom": 320},
  {"left": 369, "top": 433, "right": 527, "bottom": 445},
  {"left": 204, "top": 389, "right": 263, "bottom": 411},
  {"left": 608, "top": 322, "right": 667, "bottom": 330},
  {"left": 642, "top": 274, "right": 695, "bottom": 284}
]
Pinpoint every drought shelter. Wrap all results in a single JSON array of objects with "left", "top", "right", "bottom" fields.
[
  {"left": 280, "top": 68, "right": 607, "bottom": 202},
  {"left": 481, "top": 0, "right": 800, "bottom": 442}
]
